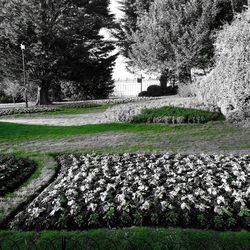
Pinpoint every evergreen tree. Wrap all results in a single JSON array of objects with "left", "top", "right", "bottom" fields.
[
  {"left": 115, "top": 0, "right": 153, "bottom": 58},
  {"left": 0, "top": 0, "right": 116, "bottom": 105}
]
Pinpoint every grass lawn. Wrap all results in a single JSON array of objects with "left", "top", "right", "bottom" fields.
[
  {"left": 0, "top": 228, "right": 249, "bottom": 250},
  {"left": 0, "top": 121, "right": 249, "bottom": 155},
  {"left": 0, "top": 113, "right": 249, "bottom": 247},
  {"left": 0, "top": 122, "right": 204, "bottom": 142}
]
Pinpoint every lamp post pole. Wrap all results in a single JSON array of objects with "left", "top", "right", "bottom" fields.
[{"left": 21, "top": 43, "right": 28, "bottom": 108}]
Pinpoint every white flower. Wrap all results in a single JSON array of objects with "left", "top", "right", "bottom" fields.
[
  {"left": 181, "top": 202, "right": 190, "bottom": 210},
  {"left": 141, "top": 201, "right": 150, "bottom": 210},
  {"left": 88, "top": 203, "right": 97, "bottom": 212},
  {"left": 217, "top": 196, "right": 225, "bottom": 205}
]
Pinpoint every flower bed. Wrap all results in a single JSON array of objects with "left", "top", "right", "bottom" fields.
[
  {"left": 105, "top": 97, "right": 220, "bottom": 123},
  {"left": 131, "top": 106, "right": 224, "bottom": 124},
  {"left": 10, "top": 154, "right": 250, "bottom": 231},
  {"left": 0, "top": 155, "right": 36, "bottom": 196}
]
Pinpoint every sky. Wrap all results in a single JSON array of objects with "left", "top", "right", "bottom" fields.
[{"left": 107, "top": 0, "right": 135, "bottom": 80}]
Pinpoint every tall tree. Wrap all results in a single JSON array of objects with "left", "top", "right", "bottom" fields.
[
  {"left": 0, "top": 0, "right": 116, "bottom": 105},
  {"left": 121, "top": 0, "right": 247, "bottom": 87},
  {"left": 115, "top": 0, "right": 153, "bottom": 58}
]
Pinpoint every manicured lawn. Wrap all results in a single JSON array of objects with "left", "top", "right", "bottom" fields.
[
  {"left": 0, "top": 122, "right": 203, "bottom": 142},
  {"left": 0, "top": 228, "right": 249, "bottom": 250},
  {"left": 132, "top": 106, "right": 225, "bottom": 123}
]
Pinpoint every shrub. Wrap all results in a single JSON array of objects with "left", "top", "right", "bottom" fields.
[
  {"left": 147, "top": 85, "right": 163, "bottom": 97},
  {"left": 138, "top": 91, "right": 150, "bottom": 97},
  {"left": 10, "top": 154, "right": 250, "bottom": 231},
  {"left": 165, "top": 86, "right": 178, "bottom": 96},
  {"left": 0, "top": 107, "right": 59, "bottom": 116},
  {"left": 196, "top": 9, "right": 250, "bottom": 120},
  {"left": 131, "top": 106, "right": 224, "bottom": 124},
  {"left": 0, "top": 155, "right": 36, "bottom": 196},
  {"left": 178, "top": 82, "right": 197, "bottom": 97}
]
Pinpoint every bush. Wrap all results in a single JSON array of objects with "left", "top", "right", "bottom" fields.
[
  {"left": 138, "top": 91, "right": 150, "bottom": 97},
  {"left": 10, "top": 154, "right": 250, "bottom": 231},
  {"left": 178, "top": 83, "right": 197, "bottom": 97},
  {"left": 0, "top": 155, "right": 36, "bottom": 196},
  {"left": 196, "top": 9, "right": 250, "bottom": 120},
  {"left": 165, "top": 86, "right": 178, "bottom": 96},
  {"left": 131, "top": 106, "right": 224, "bottom": 124},
  {"left": 147, "top": 85, "right": 163, "bottom": 97},
  {"left": 0, "top": 96, "right": 13, "bottom": 104},
  {"left": 0, "top": 107, "right": 59, "bottom": 116}
]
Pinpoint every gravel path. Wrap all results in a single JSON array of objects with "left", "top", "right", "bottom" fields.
[
  {"left": 0, "top": 113, "right": 114, "bottom": 126},
  {"left": 0, "top": 97, "right": 210, "bottom": 126}
]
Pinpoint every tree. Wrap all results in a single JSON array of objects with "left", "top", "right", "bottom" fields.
[
  {"left": 196, "top": 7, "right": 250, "bottom": 119},
  {"left": 115, "top": 0, "right": 153, "bottom": 58},
  {"left": 121, "top": 0, "right": 247, "bottom": 87},
  {"left": 0, "top": 0, "right": 116, "bottom": 105},
  {"left": 2, "top": 79, "right": 22, "bottom": 104}
]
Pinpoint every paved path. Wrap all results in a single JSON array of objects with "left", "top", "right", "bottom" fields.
[{"left": 0, "top": 113, "right": 114, "bottom": 126}]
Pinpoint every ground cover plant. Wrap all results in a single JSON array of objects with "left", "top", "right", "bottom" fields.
[
  {"left": 0, "top": 228, "right": 249, "bottom": 250},
  {"left": 10, "top": 153, "right": 250, "bottom": 231},
  {"left": 105, "top": 97, "right": 220, "bottom": 123},
  {"left": 0, "top": 103, "right": 108, "bottom": 117},
  {"left": 0, "top": 155, "right": 36, "bottom": 196},
  {"left": 131, "top": 106, "right": 225, "bottom": 124}
]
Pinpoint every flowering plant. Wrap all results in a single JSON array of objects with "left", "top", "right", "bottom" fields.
[{"left": 10, "top": 153, "right": 250, "bottom": 230}]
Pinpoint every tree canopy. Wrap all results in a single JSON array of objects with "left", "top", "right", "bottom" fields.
[
  {"left": 118, "top": 0, "right": 247, "bottom": 85},
  {"left": 0, "top": 0, "right": 117, "bottom": 104}
]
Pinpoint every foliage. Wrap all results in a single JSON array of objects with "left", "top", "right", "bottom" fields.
[
  {"left": 122, "top": 0, "right": 247, "bottom": 83},
  {"left": 178, "top": 82, "right": 198, "bottom": 97},
  {"left": 1, "top": 79, "right": 23, "bottom": 103},
  {"left": 138, "top": 91, "right": 150, "bottom": 97},
  {"left": 0, "top": 104, "right": 107, "bottom": 117},
  {"left": 147, "top": 85, "right": 162, "bottom": 97},
  {"left": 0, "top": 228, "right": 250, "bottom": 249},
  {"left": 115, "top": 0, "right": 153, "bottom": 58},
  {"left": 106, "top": 97, "right": 220, "bottom": 122},
  {"left": 0, "top": 155, "right": 36, "bottom": 196},
  {"left": 196, "top": 8, "right": 250, "bottom": 120},
  {"left": 131, "top": 106, "right": 224, "bottom": 124},
  {"left": 10, "top": 153, "right": 250, "bottom": 230},
  {"left": 0, "top": 0, "right": 116, "bottom": 104}
]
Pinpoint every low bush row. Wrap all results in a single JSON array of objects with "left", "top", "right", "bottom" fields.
[
  {"left": 0, "top": 107, "right": 59, "bottom": 116},
  {"left": 0, "top": 155, "right": 36, "bottom": 196},
  {"left": 139, "top": 85, "right": 178, "bottom": 97},
  {"left": 105, "top": 97, "right": 220, "bottom": 123},
  {"left": 131, "top": 106, "right": 225, "bottom": 124},
  {"left": 10, "top": 153, "right": 250, "bottom": 231}
]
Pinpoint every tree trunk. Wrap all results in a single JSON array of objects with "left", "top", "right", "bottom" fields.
[
  {"left": 159, "top": 70, "right": 169, "bottom": 94},
  {"left": 36, "top": 85, "right": 51, "bottom": 105}
]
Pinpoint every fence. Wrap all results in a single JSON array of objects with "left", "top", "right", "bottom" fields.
[
  {"left": 113, "top": 79, "right": 160, "bottom": 97},
  {"left": 0, "top": 235, "right": 249, "bottom": 250}
]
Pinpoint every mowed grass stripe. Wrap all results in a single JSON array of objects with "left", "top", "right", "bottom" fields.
[{"left": 0, "top": 122, "right": 204, "bottom": 142}]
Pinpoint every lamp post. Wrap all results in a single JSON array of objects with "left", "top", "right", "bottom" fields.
[{"left": 21, "top": 43, "right": 28, "bottom": 108}]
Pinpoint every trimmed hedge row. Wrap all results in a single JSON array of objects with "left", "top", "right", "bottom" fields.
[
  {"left": 0, "top": 155, "right": 36, "bottom": 196},
  {"left": 131, "top": 106, "right": 225, "bottom": 124}
]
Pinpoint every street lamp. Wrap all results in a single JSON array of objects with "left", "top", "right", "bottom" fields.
[{"left": 20, "top": 43, "right": 28, "bottom": 108}]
